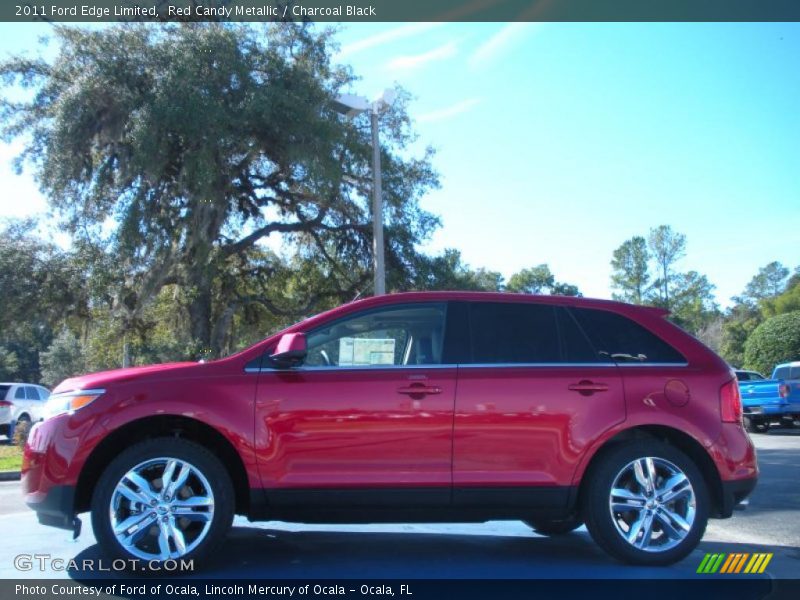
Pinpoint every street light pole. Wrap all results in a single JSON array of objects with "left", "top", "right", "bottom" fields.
[
  {"left": 332, "top": 89, "right": 396, "bottom": 296},
  {"left": 370, "top": 109, "right": 386, "bottom": 295}
]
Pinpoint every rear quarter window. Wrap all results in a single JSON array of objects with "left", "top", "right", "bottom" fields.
[{"left": 569, "top": 307, "right": 686, "bottom": 364}]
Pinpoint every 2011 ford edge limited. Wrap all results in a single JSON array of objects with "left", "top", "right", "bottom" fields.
[{"left": 22, "top": 292, "right": 757, "bottom": 568}]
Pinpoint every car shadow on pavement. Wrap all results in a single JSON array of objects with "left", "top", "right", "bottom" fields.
[
  {"left": 63, "top": 525, "right": 796, "bottom": 581},
  {"left": 760, "top": 426, "right": 800, "bottom": 437}
]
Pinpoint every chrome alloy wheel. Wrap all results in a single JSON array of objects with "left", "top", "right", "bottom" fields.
[
  {"left": 608, "top": 457, "right": 696, "bottom": 553},
  {"left": 109, "top": 457, "right": 215, "bottom": 561}
]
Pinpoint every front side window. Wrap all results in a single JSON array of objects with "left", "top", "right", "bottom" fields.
[
  {"left": 570, "top": 307, "right": 686, "bottom": 364},
  {"left": 304, "top": 303, "right": 447, "bottom": 368},
  {"left": 469, "top": 302, "right": 561, "bottom": 364},
  {"left": 25, "top": 386, "right": 39, "bottom": 400}
]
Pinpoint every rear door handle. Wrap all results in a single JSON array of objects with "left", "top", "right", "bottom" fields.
[
  {"left": 397, "top": 384, "right": 442, "bottom": 396},
  {"left": 568, "top": 380, "right": 609, "bottom": 395}
]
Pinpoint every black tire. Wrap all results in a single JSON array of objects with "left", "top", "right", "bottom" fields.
[
  {"left": 744, "top": 417, "right": 768, "bottom": 434},
  {"left": 525, "top": 516, "right": 583, "bottom": 536},
  {"left": 91, "top": 437, "right": 234, "bottom": 570},
  {"left": 582, "top": 440, "right": 709, "bottom": 566}
]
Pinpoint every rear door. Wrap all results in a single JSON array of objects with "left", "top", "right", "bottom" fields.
[{"left": 451, "top": 301, "right": 625, "bottom": 509}]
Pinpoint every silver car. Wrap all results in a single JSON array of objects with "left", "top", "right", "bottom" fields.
[{"left": 0, "top": 383, "right": 50, "bottom": 438}]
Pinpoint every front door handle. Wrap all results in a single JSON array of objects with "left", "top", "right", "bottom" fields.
[
  {"left": 568, "top": 380, "right": 609, "bottom": 396},
  {"left": 397, "top": 384, "right": 442, "bottom": 396}
]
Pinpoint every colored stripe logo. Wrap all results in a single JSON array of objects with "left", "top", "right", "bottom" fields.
[{"left": 697, "top": 552, "right": 772, "bottom": 574}]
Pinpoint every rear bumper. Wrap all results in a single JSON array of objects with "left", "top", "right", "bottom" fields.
[
  {"left": 743, "top": 403, "right": 787, "bottom": 417},
  {"left": 719, "top": 476, "right": 757, "bottom": 518}
]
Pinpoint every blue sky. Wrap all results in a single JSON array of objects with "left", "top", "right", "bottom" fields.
[{"left": 1, "top": 22, "right": 799, "bottom": 307}]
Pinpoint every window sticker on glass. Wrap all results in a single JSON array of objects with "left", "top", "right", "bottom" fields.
[{"left": 339, "top": 338, "right": 396, "bottom": 366}]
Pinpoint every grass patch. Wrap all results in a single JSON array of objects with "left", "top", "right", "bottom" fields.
[{"left": 0, "top": 444, "right": 23, "bottom": 472}]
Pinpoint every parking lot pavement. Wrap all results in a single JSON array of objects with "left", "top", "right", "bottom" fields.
[{"left": 0, "top": 429, "right": 797, "bottom": 580}]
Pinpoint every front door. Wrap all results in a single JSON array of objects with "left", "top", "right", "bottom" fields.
[{"left": 254, "top": 302, "right": 455, "bottom": 508}]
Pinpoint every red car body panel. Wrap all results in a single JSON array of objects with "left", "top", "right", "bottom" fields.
[
  {"left": 254, "top": 368, "right": 457, "bottom": 488},
  {"left": 22, "top": 291, "right": 757, "bottom": 528},
  {"left": 453, "top": 365, "right": 625, "bottom": 486}
]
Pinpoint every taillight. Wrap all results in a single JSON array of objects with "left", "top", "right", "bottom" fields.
[
  {"left": 779, "top": 384, "right": 790, "bottom": 399},
  {"left": 720, "top": 379, "right": 742, "bottom": 423},
  {"left": 0, "top": 400, "right": 11, "bottom": 408}
]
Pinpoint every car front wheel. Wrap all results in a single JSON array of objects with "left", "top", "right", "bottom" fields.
[
  {"left": 91, "top": 437, "right": 234, "bottom": 568},
  {"left": 582, "top": 440, "right": 709, "bottom": 566}
]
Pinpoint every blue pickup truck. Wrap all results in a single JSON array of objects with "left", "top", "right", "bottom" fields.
[{"left": 738, "top": 361, "right": 800, "bottom": 433}]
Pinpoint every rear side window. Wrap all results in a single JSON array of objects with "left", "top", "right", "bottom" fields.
[
  {"left": 790, "top": 366, "right": 800, "bottom": 380},
  {"left": 570, "top": 307, "right": 686, "bottom": 364},
  {"left": 773, "top": 367, "right": 789, "bottom": 380},
  {"left": 469, "top": 302, "right": 561, "bottom": 363},
  {"left": 557, "top": 307, "right": 603, "bottom": 363}
]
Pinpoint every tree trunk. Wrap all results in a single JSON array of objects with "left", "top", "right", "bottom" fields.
[{"left": 188, "top": 285, "right": 213, "bottom": 358}]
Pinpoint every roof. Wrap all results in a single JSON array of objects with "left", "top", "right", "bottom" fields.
[{"left": 342, "top": 291, "right": 670, "bottom": 316}]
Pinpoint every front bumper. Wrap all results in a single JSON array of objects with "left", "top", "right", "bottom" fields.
[
  {"left": 22, "top": 414, "right": 84, "bottom": 528},
  {"left": 25, "top": 484, "right": 77, "bottom": 530}
]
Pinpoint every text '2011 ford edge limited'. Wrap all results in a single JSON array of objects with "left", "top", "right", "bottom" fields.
[{"left": 22, "top": 292, "right": 757, "bottom": 568}]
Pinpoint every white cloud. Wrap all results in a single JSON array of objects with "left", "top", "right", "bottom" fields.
[
  {"left": 418, "top": 98, "right": 482, "bottom": 123},
  {"left": 386, "top": 41, "right": 458, "bottom": 72},
  {"left": 338, "top": 23, "right": 445, "bottom": 59},
  {"left": 469, "top": 23, "right": 539, "bottom": 68}
]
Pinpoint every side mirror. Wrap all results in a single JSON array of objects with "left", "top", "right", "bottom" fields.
[{"left": 269, "top": 332, "right": 307, "bottom": 369}]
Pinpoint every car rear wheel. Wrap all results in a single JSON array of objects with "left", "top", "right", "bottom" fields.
[
  {"left": 525, "top": 516, "right": 583, "bottom": 536},
  {"left": 744, "top": 417, "right": 769, "bottom": 433},
  {"left": 91, "top": 438, "right": 234, "bottom": 569},
  {"left": 582, "top": 440, "right": 709, "bottom": 566}
]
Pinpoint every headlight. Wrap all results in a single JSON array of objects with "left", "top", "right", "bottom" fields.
[{"left": 43, "top": 389, "right": 106, "bottom": 419}]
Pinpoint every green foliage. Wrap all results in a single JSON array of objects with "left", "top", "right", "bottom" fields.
[
  {"left": 719, "top": 262, "right": 795, "bottom": 366},
  {"left": 760, "top": 280, "right": 800, "bottom": 318},
  {"left": 0, "top": 347, "right": 19, "bottom": 381},
  {"left": 1, "top": 23, "right": 439, "bottom": 358},
  {"left": 647, "top": 225, "right": 686, "bottom": 308},
  {"left": 610, "top": 236, "right": 650, "bottom": 303},
  {"left": 0, "top": 220, "right": 89, "bottom": 381},
  {"left": 744, "top": 261, "right": 789, "bottom": 303},
  {"left": 744, "top": 311, "right": 800, "bottom": 376},
  {"left": 609, "top": 226, "right": 716, "bottom": 336},
  {"left": 506, "top": 264, "right": 580, "bottom": 296},
  {"left": 410, "top": 249, "right": 502, "bottom": 291},
  {"left": 40, "top": 329, "right": 86, "bottom": 388},
  {"left": 668, "top": 271, "right": 720, "bottom": 334},
  {"left": 718, "top": 305, "right": 761, "bottom": 367}
]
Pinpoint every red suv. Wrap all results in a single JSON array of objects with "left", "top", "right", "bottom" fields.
[{"left": 23, "top": 292, "right": 757, "bottom": 568}]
